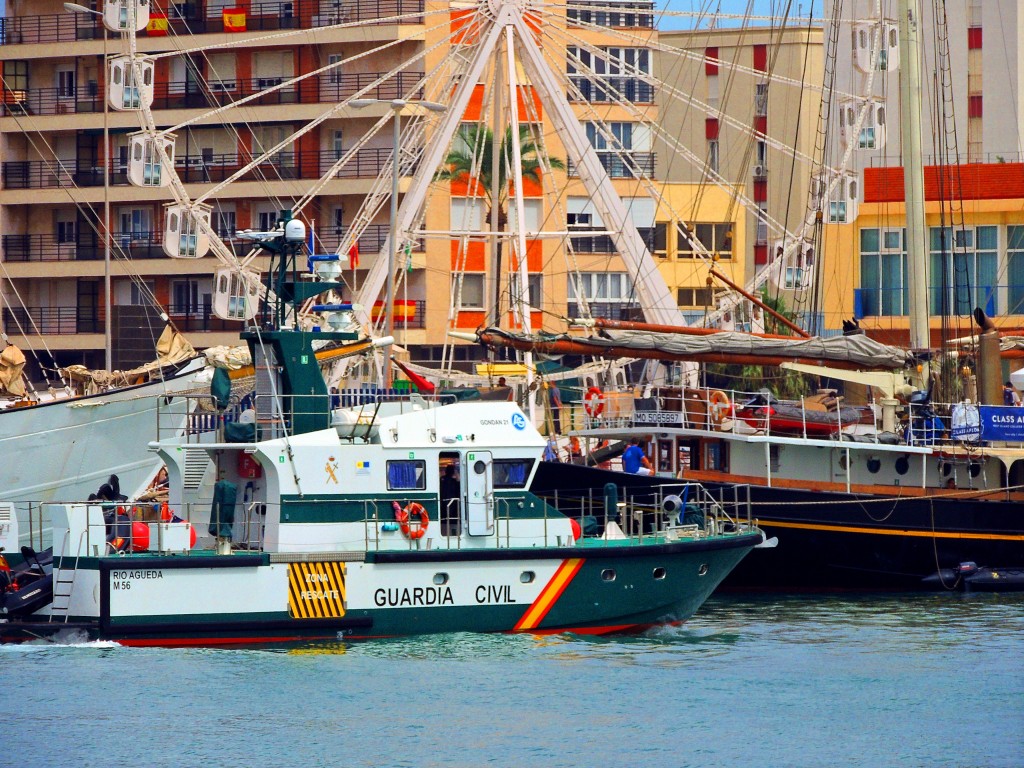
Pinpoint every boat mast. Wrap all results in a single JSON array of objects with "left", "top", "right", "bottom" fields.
[{"left": 898, "top": 0, "right": 930, "bottom": 351}]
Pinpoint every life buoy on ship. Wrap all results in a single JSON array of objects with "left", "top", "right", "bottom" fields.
[
  {"left": 393, "top": 501, "right": 429, "bottom": 540},
  {"left": 708, "top": 390, "right": 731, "bottom": 427},
  {"left": 584, "top": 386, "right": 605, "bottom": 417}
]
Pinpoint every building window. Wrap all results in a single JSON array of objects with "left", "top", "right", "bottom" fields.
[
  {"left": 170, "top": 278, "right": 211, "bottom": 315},
  {"left": 929, "top": 226, "right": 998, "bottom": 316},
  {"left": 677, "top": 287, "right": 713, "bottom": 307},
  {"left": 207, "top": 53, "right": 237, "bottom": 92},
  {"left": 567, "top": 46, "right": 652, "bottom": 103},
  {"left": 1008, "top": 226, "right": 1024, "bottom": 314},
  {"left": 3, "top": 61, "right": 28, "bottom": 91},
  {"left": 859, "top": 228, "right": 907, "bottom": 316},
  {"left": 56, "top": 220, "right": 77, "bottom": 244},
  {"left": 580, "top": 121, "right": 653, "bottom": 178},
  {"left": 458, "top": 274, "right": 485, "bottom": 309},
  {"left": 678, "top": 223, "right": 733, "bottom": 259},
  {"left": 567, "top": 272, "right": 639, "bottom": 319},
  {"left": 708, "top": 139, "right": 719, "bottom": 173},
  {"left": 755, "top": 82, "right": 768, "bottom": 116},
  {"left": 57, "top": 70, "right": 76, "bottom": 99},
  {"left": 756, "top": 203, "right": 768, "bottom": 245}
]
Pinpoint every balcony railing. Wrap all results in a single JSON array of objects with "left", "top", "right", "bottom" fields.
[
  {"left": 0, "top": 1, "right": 424, "bottom": 45},
  {"left": 165, "top": 304, "right": 245, "bottom": 333},
  {"left": 2, "top": 307, "right": 100, "bottom": 335},
  {"left": 567, "top": 301, "right": 643, "bottom": 321},
  {"left": 2, "top": 148, "right": 414, "bottom": 189},
  {"left": 568, "top": 78, "right": 655, "bottom": 104},
  {"left": 568, "top": 227, "right": 657, "bottom": 254},
  {"left": 317, "top": 225, "right": 424, "bottom": 257},
  {"left": 566, "top": 0, "right": 655, "bottom": 29},
  {"left": 1, "top": 232, "right": 174, "bottom": 262},
  {"left": 568, "top": 152, "right": 655, "bottom": 179},
  {"left": 2, "top": 305, "right": 243, "bottom": 336},
  {"left": 0, "top": 72, "right": 424, "bottom": 118}
]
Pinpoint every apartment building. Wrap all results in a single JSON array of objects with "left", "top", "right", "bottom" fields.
[
  {"left": 1, "top": 0, "right": 664, "bottom": 380},
  {"left": 822, "top": 0, "right": 1024, "bottom": 339},
  {"left": 656, "top": 24, "right": 824, "bottom": 296}
]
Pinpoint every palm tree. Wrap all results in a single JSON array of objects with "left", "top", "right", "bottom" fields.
[{"left": 436, "top": 124, "right": 564, "bottom": 323}]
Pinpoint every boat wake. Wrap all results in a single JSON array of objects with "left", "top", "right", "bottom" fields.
[{"left": 0, "top": 629, "right": 118, "bottom": 650}]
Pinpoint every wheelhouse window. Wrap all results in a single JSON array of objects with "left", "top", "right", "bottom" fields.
[
  {"left": 387, "top": 460, "right": 426, "bottom": 491},
  {"left": 492, "top": 459, "right": 534, "bottom": 488}
]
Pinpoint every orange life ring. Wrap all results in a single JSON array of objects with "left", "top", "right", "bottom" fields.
[
  {"left": 394, "top": 501, "right": 429, "bottom": 540},
  {"left": 584, "top": 386, "right": 605, "bottom": 417},
  {"left": 708, "top": 390, "right": 731, "bottom": 426}
]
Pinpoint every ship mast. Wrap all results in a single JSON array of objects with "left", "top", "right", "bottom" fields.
[{"left": 898, "top": 0, "right": 930, "bottom": 351}]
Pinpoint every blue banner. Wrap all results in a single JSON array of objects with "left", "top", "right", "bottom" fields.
[{"left": 979, "top": 405, "right": 1024, "bottom": 441}]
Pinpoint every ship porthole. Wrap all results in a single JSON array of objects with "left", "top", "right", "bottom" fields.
[
  {"left": 969, "top": 462, "right": 981, "bottom": 478},
  {"left": 867, "top": 458, "right": 881, "bottom": 474},
  {"left": 697, "top": 564, "right": 709, "bottom": 576},
  {"left": 942, "top": 462, "right": 952, "bottom": 477},
  {"left": 520, "top": 571, "right": 535, "bottom": 584},
  {"left": 601, "top": 569, "right": 616, "bottom": 582},
  {"left": 895, "top": 456, "right": 910, "bottom": 475},
  {"left": 653, "top": 567, "right": 666, "bottom": 580},
  {"left": 433, "top": 572, "right": 449, "bottom": 586}
]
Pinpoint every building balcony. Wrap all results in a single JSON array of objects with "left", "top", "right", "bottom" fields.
[
  {"left": 568, "top": 78, "right": 655, "bottom": 104},
  {"left": 566, "top": 0, "right": 655, "bottom": 28},
  {"left": 568, "top": 227, "right": 656, "bottom": 254},
  {"left": 317, "top": 225, "right": 424, "bottom": 257},
  {"left": 1, "top": 304, "right": 244, "bottom": 336},
  {"left": 2, "top": 147, "right": 415, "bottom": 190},
  {"left": 2, "top": 306, "right": 101, "bottom": 335},
  {"left": 1, "top": 232, "right": 174, "bottom": 262},
  {"left": 567, "top": 301, "right": 643, "bottom": 321},
  {"left": 0, "top": 72, "right": 423, "bottom": 118},
  {"left": 568, "top": 152, "right": 655, "bottom": 179},
  {"left": 0, "top": 1, "right": 425, "bottom": 46}
]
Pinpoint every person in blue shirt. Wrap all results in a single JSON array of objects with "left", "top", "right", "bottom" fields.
[{"left": 621, "top": 437, "right": 652, "bottom": 475}]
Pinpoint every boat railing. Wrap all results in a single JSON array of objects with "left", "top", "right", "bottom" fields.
[
  {"left": 575, "top": 386, "right": 1015, "bottom": 447},
  {"left": 536, "top": 481, "right": 754, "bottom": 542}
]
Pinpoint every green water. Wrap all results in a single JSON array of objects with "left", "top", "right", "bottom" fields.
[{"left": 3, "top": 593, "right": 1021, "bottom": 767}]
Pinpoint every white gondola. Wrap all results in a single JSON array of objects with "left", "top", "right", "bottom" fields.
[
  {"left": 108, "top": 56, "right": 155, "bottom": 112},
  {"left": 163, "top": 202, "right": 212, "bottom": 259},
  {"left": 852, "top": 21, "right": 899, "bottom": 74},
  {"left": 103, "top": 0, "right": 150, "bottom": 33},
  {"left": 838, "top": 96, "right": 886, "bottom": 151},
  {"left": 213, "top": 267, "right": 260, "bottom": 321},
  {"left": 128, "top": 132, "right": 176, "bottom": 188},
  {"left": 769, "top": 237, "right": 816, "bottom": 291}
]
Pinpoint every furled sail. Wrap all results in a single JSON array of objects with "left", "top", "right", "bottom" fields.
[{"left": 475, "top": 327, "right": 913, "bottom": 371}]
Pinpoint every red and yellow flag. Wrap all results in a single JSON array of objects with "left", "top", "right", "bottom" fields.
[
  {"left": 146, "top": 12, "right": 169, "bottom": 36},
  {"left": 223, "top": 8, "right": 247, "bottom": 32}
]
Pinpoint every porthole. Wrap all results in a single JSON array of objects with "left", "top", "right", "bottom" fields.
[
  {"left": 867, "top": 458, "right": 881, "bottom": 474},
  {"left": 520, "top": 571, "right": 535, "bottom": 584},
  {"left": 895, "top": 456, "right": 910, "bottom": 475},
  {"left": 474, "top": 460, "right": 486, "bottom": 475},
  {"left": 601, "top": 569, "right": 616, "bottom": 582},
  {"left": 432, "top": 572, "right": 449, "bottom": 586},
  {"left": 653, "top": 567, "right": 666, "bottom": 580},
  {"left": 697, "top": 564, "right": 709, "bottom": 576},
  {"left": 838, "top": 454, "right": 849, "bottom": 471},
  {"left": 969, "top": 462, "right": 981, "bottom": 478},
  {"left": 942, "top": 462, "right": 952, "bottom": 477}
]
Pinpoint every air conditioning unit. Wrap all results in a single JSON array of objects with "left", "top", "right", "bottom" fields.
[{"left": 753, "top": 164, "right": 766, "bottom": 177}]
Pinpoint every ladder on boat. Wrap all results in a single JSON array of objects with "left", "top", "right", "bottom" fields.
[{"left": 48, "top": 527, "right": 85, "bottom": 623}]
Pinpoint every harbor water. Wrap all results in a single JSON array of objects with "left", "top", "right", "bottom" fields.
[{"left": 4, "top": 593, "right": 1021, "bottom": 768}]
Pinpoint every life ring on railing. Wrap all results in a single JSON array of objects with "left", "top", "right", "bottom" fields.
[
  {"left": 708, "top": 390, "right": 731, "bottom": 427},
  {"left": 584, "top": 386, "right": 605, "bottom": 417},
  {"left": 393, "top": 501, "right": 429, "bottom": 540}
]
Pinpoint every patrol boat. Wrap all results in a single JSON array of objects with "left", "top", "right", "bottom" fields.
[{"left": 0, "top": 215, "right": 762, "bottom": 646}]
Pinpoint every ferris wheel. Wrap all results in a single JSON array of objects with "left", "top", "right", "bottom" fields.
[{"left": 95, "top": 0, "right": 891, "bottom": 355}]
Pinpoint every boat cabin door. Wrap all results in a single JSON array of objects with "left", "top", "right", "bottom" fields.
[{"left": 465, "top": 451, "right": 494, "bottom": 536}]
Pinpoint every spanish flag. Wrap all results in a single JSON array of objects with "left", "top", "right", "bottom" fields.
[
  {"left": 223, "top": 8, "right": 247, "bottom": 32},
  {"left": 146, "top": 12, "right": 169, "bottom": 36}
]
